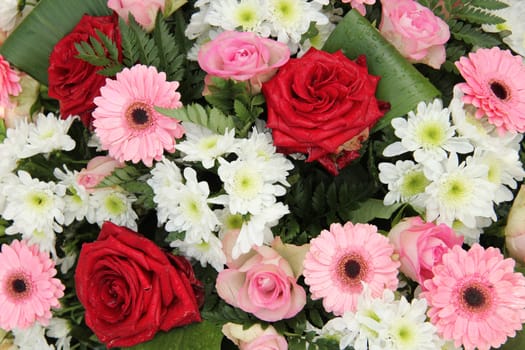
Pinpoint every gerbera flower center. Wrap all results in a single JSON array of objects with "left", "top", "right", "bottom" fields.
[
  {"left": 489, "top": 80, "right": 509, "bottom": 101},
  {"left": 337, "top": 253, "right": 368, "bottom": 287},
  {"left": 6, "top": 272, "right": 32, "bottom": 300},
  {"left": 125, "top": 101, "right": 154, "bottom": 130},
  {"left": 458, "top": 281, "right": 493, "bottom": 313}
]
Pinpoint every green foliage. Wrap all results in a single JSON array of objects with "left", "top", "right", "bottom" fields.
[
  {"left": 152, "top": 13, "right": 186, "bottom": 82},
  {"left": 123, "top": 16, "right": 160, "bottom": 67},
  {"left": 125, "top": 321, "right": 223, "bottom": 350},
  {"left": 157, "top": 103, "right": 236, "bottom": 135},
  {"left": 74, "top": 29, "right": 124, "bottom": 76},
  {"left": 97, "top": 165, "right": 155, "bottom": 210},
  {"left": 204, "top": 77, "right": 267, "bottom": 137},
  {"left": 0, "top": 119, "right": 6, "bottom": 143},
  {"left": 448, "top": 19, "right": 502, "bottom": 47}
]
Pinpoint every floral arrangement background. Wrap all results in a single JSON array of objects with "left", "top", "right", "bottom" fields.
[{"left": 1, "top": 0, "right": 525, "bottom": 349}]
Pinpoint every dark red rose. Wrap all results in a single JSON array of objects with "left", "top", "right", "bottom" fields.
[
  {"left": 48, "top": 14, "right": 121, "bottom": 127},
  {"left": 75, "top": 222, "right": 203, "bottom": 348},
  {"left": 262, "top": 48, "right": 389, "bottom": 175}
]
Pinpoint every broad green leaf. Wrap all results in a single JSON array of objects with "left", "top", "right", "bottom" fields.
[
  {"left": 322, "top": 10, "right": 440, "bottom": 132},
  {"left": 0, "top": 0, "right": 111, "bottom": 85},
  {"left": 346, "top": 198, "right": 403, "bottom": 223},
  {"left": 125, "top": 321, "right": 223, "bottom": 350},
  {"left": 500, "top": 327, "right": 525, "bottom": 350}
]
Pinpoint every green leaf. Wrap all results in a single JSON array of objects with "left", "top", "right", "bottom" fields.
[
  {"left": 322, "top": 10, "right": 440, "bottom": 132},
  {"left": 470, "top": 0, "right": 509, "bottom": 10},
  {"left": 500, "top": 327, "right": 525, "bottom": 350},
  {"left": 346, "top": 198, "right": 404, "bottom": 223},
  {"left": 124, "top": 321, "right": 223, "bottom": 350},
  {"left": 156, "top": 104, "right": 235, "bottom": 135},
  {"left": 454, "top": 6, "right": 505, "bottom": 25},
  {"left": 0, "top": 0, "right": 111, "bottom": 84},
  {"left": 449, "top": 19, "right": 502, "bottom": 48}
]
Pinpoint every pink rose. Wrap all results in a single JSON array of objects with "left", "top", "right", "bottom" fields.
[
  {"left": 379, "top": 0, "right": 450, "bottom": 69},
  {"left": 198, "top": 31, "right": 290, "bottom": 94},
  {"left": 222, "top": 323, "right": 288, "bottom": 350},
  {"left": 107, "top": 0, "right": 164, "bottom": 31},
  {"left": 341, "top": 0, "right": 376, "bottom": 16},
  {"left": 388, "top": 216, "right": 463, "bottom": 284},
  {"left": 77, "top": 156, "right": 124, "bottom": 191},
  {"left": 506, "top": 186, "right": 525, "bottom": 262},
  {"left": 216, "top": 238, "right": 307, "bottom": 322}
]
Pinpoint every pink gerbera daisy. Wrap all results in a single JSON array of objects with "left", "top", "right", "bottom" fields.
[
  {"left": 0, "top": 240, "right": 65, "bottom": 330},
  {"left": 0, "top": 54, "right": 21, "bottom": 108},
  {"left": 303, "top": 222, "right": 400, "bottom": 315},
  {"left": 455, "top": 47, "right": 525, "bottom": 134},
  {"left": 422, "top": 244, "right": 525, "bottom": 350},
  {"left": 93, "top": 64, "right": 184, "bottom": 167}
]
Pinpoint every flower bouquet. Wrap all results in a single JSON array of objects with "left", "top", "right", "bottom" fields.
[{"left": 1, "top": 0, "right": 525, "bottom": 349}]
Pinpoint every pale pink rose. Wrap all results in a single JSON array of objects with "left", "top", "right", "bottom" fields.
[
  {"left": 342, "top": 0, "right": 376, "bottom": 16},
  {"left": 388, "top": 216, "right": 463, "bottom": 284},
  {"left": 505, "top": 186, "right": 525, "bottom": 262},
  {"left": 0, "top": 72, "right": 40, "bottom": 128},
  {"left": 198, "top": 31, "right": 290, "bottom": 94},
  {"left": 77, "top": 156, "right": 124, "bottom": 191},
  {"left": 379, "top": 0, "right": 450, "bottom": 69},
  {"left": 107, "top": 0, "right": 164, "bottom": 31},
  {"left": 0, "top": 54, "right": 21, "bottom": 109},
  {"left": 222, "top": 323, "right": 288, "bottom": 350},
  {"left": 216, "top": 238, "right": 307, "bottom": 322}
]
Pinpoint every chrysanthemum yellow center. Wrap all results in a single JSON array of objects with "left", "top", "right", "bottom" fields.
[
  {"left": 234, "top": 5, "right": 258, "bottom": 28},
  {"left": 489, "top": 80, "right": 510, "bottom": 101},
  {"left": 181, "top": 196, "right": 202, "bottom": 221},
  {"left": 273, "top": 0, "right": 300, "bottom": 24},
  {"left": 417, "top": 121, "right": 445, "bottom": 147},
  {"left": 26, "top": 191, "right": 51, "bottom": 211},
  {"left": 225, "top": 214, "right": 243, "bottom": 229},
  {"left": 199, "top": 136, "right": 218, "bottom": 151},
  {"left": 233, "top": 167, "right": 262, "bottom": 199},
  {"left": 104, "top": 194, "right": 126, "bottom": 215},
  {"left": 126, "top": 101, "right": 154, "bottom": 130},
  {"left": 401, "top": 170, "right": 429, "bottom": 197},
  {"left": 441, "top": 176, "right": 471, "bottom": 205}
]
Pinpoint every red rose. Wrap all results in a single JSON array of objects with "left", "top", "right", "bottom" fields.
[
  {"left": 75, "top": 222, "right": 203, "bottom": 348},
  {"left": 262, "top": 48, "right": 389, "bottom": 175},
  {"left": 48, "top": 14, "right": 121, "bottom": 127}
]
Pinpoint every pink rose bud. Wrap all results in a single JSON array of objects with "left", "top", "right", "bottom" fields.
[
  {"left": 198, "top": 31, "right": 290, "bottom": 94},
  {"left": 379, "top": 0, "right": 450, "bottom": 69},
  {"left": 505, "top": 185, "right": 525, "bottom": 263},
  {"left": 107, "top": 0, "right": 165, "bottom": 32},
  {"left": 389, "top": 216, "right": 463, "bottom": 285},
  {"left": 77, "top": 156, "right": 124, "bottom": 191},
  {"left": 222, "top": 323, "right": 288, "bottom": 350},
  {"left": 216, "top": 238, "right": 306, "bottom": 322}
]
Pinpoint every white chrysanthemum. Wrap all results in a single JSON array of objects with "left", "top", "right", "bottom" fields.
[
  {"left": 482, "top": 0, "right": 525, "bottom": 56},
  {"left": 13, "top": 323, "right": 54, "bottom": 350},
  {"left": 321, "top": 286, "right": 396, "bottom": 350},
  {"left": 53, "top": 166, "right": 90, "bottom": 225},
  {"left": 148, "top": 157, "right": 184, "bottom": 223},
  {"left": 383, "top": 297, "right": 443, "bottom": 350},
  {"left": 233, "top": 201, "right": 288, "bottom": 258},
  {"left": 0, "top": 0, "right": 20, "bottom": 32},
  {"left": 297, "top": 20, "right": 336, "bottom": 57},
  {"left": 46, "top": 317, "right": 72, "bottom": 350},
  {"left": 0, "top": 119, "right": 30, "bottom": 176},
  {"left": 185, "top": 3, "right": 212, "bottom": 40},
  {"left": 3, "top": 171, "right": 65, "bottom": 238},
  {"left": 468, "top": 149, "right": 525, "bottom": 204},
  {"left": 267, "top": 0, "right": 328, "bottom": 51},
  {"left": 452, "top": 217, "right": 492, "bottom": 245},
  {"left": 383, "top": 99, "right": 473, "bottom": 166},
  {"left": 217, "top": 158, "right": 287, "bottom": 215},
  {"left": 378, "top": 160, "right": 430, "bottom": 208},
  {"left": 207, "top": 0, "right": 272, "bottom": 37},
  {"left": 86, "top": 188, "right": 138, "bottom": 230},
  {"left": 164, "top": 167, "right": 220, "bottom": 243},
  {"left": 235, "top": 128, "right": 294, "bottom": 185},
  {"left": 424, "top": 153, "right": 497, "bottom": 228},
  {"left": 18, "top": 113, "right": 76, "bottom": 158},
  {"left": 177, "top": 123, "right": 238, "bottom": 169},
  {"left": 170, "top": 234, "right": 226, "bottom": 272}
]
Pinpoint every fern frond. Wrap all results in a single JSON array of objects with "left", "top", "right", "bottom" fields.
[
  {"left": 152, "top": 13, "right": 185, "bottom": 82},
  {"left": 156, "top": 104, "right": 236, "bottom": 135},
  {"left": 453, "top": 6, "right": 505, "bottom": 25},
  {"left": 127, "top": 16, "right": 159, "bottom": 67},
  {"left": 469, "top": 0, "right": 509, "bottom": 10},
  {"left": 448, "top": 19, "right": 502, "bottom": 47}
]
